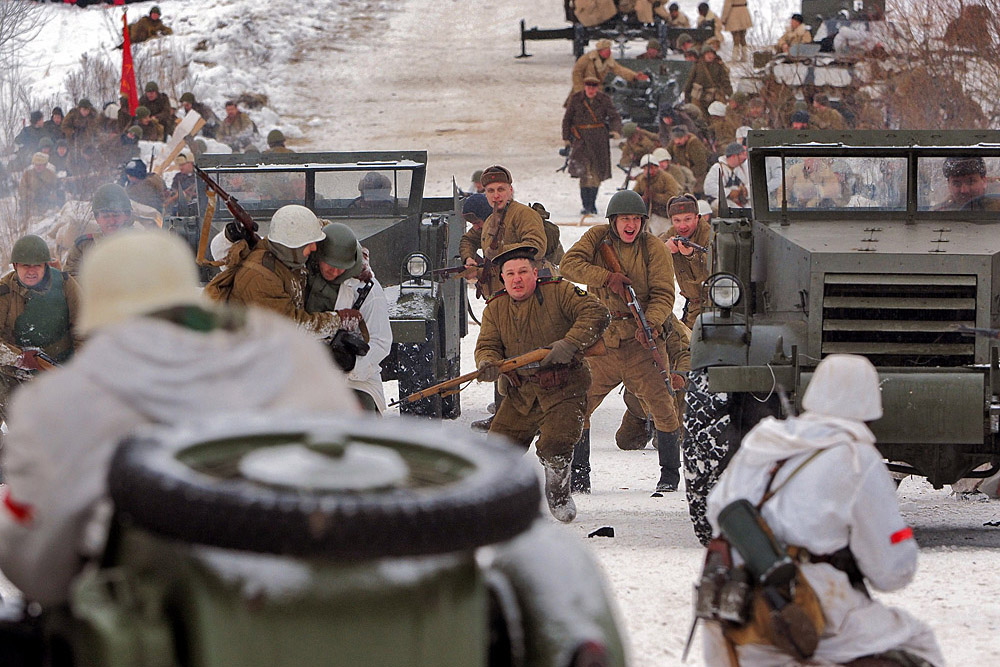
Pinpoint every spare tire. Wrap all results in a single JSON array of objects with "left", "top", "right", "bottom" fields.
[{"left": 108, "top": 414, "right": 540, "bottom": 559}]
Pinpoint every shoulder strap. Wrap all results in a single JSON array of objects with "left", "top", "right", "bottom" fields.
[{"left": 758, "top": 449, "right": 825, "bottom": 509}]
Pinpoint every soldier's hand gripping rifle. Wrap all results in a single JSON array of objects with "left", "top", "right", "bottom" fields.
[
  {"left": 669, "top": 235, "right": 710, "bottom": 254},
  {"left": 431, "top": 261, "right": 481, "bottom": 281},
  {"left": 598, "top": 239, "right": 674, "bottom": 396},
  {"left": 194, "top": 166, "right": 261, "bottom": 264},
  {"left": 388, "top": 340, "right": 606, "bottom": 409}
]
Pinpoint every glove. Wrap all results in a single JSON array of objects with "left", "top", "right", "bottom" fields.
[
  {"left": 15, "top": 348, "right": 41, "bottom": 371},
  {"left": 477, "top": 360, "right": 500, "bottom": 383},
  {"left": 541, "top": 339, "right": 577, "bottom": 367},
  {"left": 335, "top": 308, "right": 363, "bottom": 332},
  {"left": 604, "top": 272, "right": 633, "bottom": 301}
]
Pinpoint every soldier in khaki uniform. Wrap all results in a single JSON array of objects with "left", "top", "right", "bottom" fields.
[
  {"left": 618, "top": 122, "right": 662, "bottom": 169},
  {"left": 777, "top": 13, "right": 812, "bottom": 52},
  {"left": 567, "top": 39, "right": 649, "bottom": 103},
  {"left": 560, "top": 190, "right": 681, "bottom": 495},
  {"left": 128, "top": 5, "right": 173, "bottom": 44},
  {"left": 476, "top": 244, "right": 610, "bottom": 523},
  {"left": 134, "top": 106, "right": 165, "bottom": 142},
  {"left": 616, "top": 314, "right": 690, "bottom": 452},
  {"left": 683, "top": 44, "right": 732, "bottom": 116},
  {"left": 810, "top": 93, "right": 848, "bottom": 130},
  {"left": 61, "top": 99, "right": 99, "bottom": 149},
  {"left": 142, "top": 81, "right": 175, "bottom": 137},
  {"left": 215, "top": 204, "right": 361, "bottom": 340},
  {"left": 18, "top": 153, "right": 59, "bottom": 218},
  {"left": 633, "top": 154, "right": 683, "bottom": 236},
  {"left": 668, "top": 125, "right": 710, "bottom": 195},
  {"left": 64, "top": 184, "right": 138, "bottom": 277},
  {"left": 666, "top": 3, "right": 691, "bottom": 28},
  {"left": 0, "top": 235, "right": 82, "bottom": 425},
  {"left": 653, "top": 146, "right": 697, "bottom": 195},
  {"left": 218, "top": 100, "right": 258, "bottom": 151},
  {"left": 265, "top": 129, "right": 295, "bottom": 153},
  {"left": 459, "top": 166, "right": 549, "bottom": 298},
  {"left": 707, "top": 100, "right": 738, "bottom": 148},
  {"left": 662, "top": 194, "right": 712, "bottom": 328},
  {"left": 722, "top": 0, "right": 753, "bottom": 61}
]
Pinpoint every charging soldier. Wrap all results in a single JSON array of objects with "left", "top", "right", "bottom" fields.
[
  {"left": 663, "top": 194, "right": 712, "bottom": 328},
  {"left": 475, "top": 244, "right": 609, "bottom": 523},
  {"left": 560, "top": 190, "right": 681, "bottom": 495},
  {"left": 459, "top": 165, "right": 549, "bottom": 298},
  {"left": 0, "top": 235, "right": 82, "bottom": 426}
]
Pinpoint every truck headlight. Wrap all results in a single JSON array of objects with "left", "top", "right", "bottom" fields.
[
  {"left": 707, "top": 274, "right": 742, "bottom": 309},
  {"left": 404, "top": 253, "right": 429, "bottom": 281}
]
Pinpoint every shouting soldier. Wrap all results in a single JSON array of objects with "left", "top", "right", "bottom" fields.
[{"left": 475, "top": 244, "right": 609, "bottom": 523}]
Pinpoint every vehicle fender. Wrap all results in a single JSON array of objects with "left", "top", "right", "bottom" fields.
[{"left": 690, "top": 312, "right": 750, "bottom": 370}]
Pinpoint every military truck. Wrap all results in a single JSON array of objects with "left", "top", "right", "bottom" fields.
[
  {"left": 684, "top": 130, "right": 1000, "bottom": 542},
  {"left": 164, "top": 150, "right": 467, "bottom": 419}
]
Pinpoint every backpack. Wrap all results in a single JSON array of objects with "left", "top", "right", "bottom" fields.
[{"left": 694, "top": 452, "right": 827, "bottom": 660}]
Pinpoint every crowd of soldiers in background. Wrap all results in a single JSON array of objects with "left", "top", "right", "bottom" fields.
[{"left": 4, "top": 82, "right": 291, "bottom": 222}]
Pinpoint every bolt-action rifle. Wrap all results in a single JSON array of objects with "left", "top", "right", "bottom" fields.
[
  {"left": 598, "top": 239, "right": 674, "bottom": 396},
  {"left": 3, "top": 345, "right": 58, "bottom": 372},
  {"left": 669, "top": 235, "right": 710, "bottom": 254},
  {"left": 389, "top": 340, "right": 606, "bottom": 409},
  {"left": 193, "top": 166, "right": 260, "bottom": 265}
]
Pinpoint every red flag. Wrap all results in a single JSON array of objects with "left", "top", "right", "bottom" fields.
[{"left": 121, "top": 11, "right": 138, "bottom": 115}]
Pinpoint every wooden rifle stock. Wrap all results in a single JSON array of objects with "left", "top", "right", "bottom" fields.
[
  {"left": 194, "top": 166, "right": 260, "bottom": 249},
  {"left": 389, "top": 340, "right": 606, "bottom": 409},
  {"left": 598, "top": 239, "right": 675, "bottom": 395}
]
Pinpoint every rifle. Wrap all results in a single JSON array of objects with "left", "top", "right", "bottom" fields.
[
  {"left": 431, "top": 263, "right": 480, "bottom": 281},
  {"left": 617, "top": 164, "right": 634, "bottom": 191},
  {"left": 194, "top": 165, "right": 260, "bottom": 251},
  {"left": 669, "top": 235, "right": 710, "bottom": 254},
  {"left": 3, "top": 344, "right": 58, "bottom": 372},
  {"left": 957, "top": 324, "right": 1000, "bottom": 339},
  {"left": 389, "top": 340, "right": 606, "bottom": 409},
  {"left": 598, "top": 239, "right": 674, "bottom": 396}
]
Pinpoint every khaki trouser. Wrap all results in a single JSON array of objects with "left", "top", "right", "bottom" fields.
[
  {"left": 489, "top": 365, "right": 590, "bottom": 461},
  {"left": 585, "top": 337, "right": 680, "bottom": 432}
]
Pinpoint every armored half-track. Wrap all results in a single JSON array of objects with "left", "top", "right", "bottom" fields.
[
  {"left": 684, "top": 130, "right": 1000, "bottom": 540},
  {"left": 164, "top": 150, "right": 467, "bottom": 419}
]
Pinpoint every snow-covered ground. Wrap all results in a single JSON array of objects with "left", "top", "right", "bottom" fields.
[{"left": 7, "top": 0, "right": 1000, "bottom": 664}]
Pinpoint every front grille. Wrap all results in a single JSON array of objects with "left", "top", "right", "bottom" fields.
[{"left": 821, "top": 274, "right": 976, "bottom": 366}]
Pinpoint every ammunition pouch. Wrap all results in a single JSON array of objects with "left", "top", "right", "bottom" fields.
[
  {"left": 327, "top": 330, "right": 370, "bottom": 373},
  {"left": 498, "top": 372, "right": 520, "bottom": 397}
]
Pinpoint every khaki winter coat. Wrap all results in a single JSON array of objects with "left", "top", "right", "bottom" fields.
[
  {"left": 18, "top": 167, "right": 59, "bottom": 217},
  {"left": 217, "top": 111, "right": 257, "bottom": 148},
  {"left": 0, "top": 308, "right": 359, "bottom": 606},
  {"left": 633, "top": 169, "right": 683, "bottom": 217},
  {"left": 129, "top": 16, "right": 173, "bottom": 43},
  {"left": 572, "top": 0, "right": 617, "bottom": 27},
  {"left": 568, "top": 50, "right": 640, "bottom": 102},
  {"left": 143, "top": 93, "right": 174, "bottom": 134},
  {"left": 61, "top": 108, "right": 99, "bottom": 147},
  {"left": 668, "top": 135, "right": 710, "bottom": 193},
  {"left": 684, "top": 60, "right": 733, "bottom": 112},
  {"left": 667, "top": 10, "right": 691, "bottom": 28},
  {"left": 708, "top": 114, "right": 738, "bottom": 147},
  {"left": 0, "top": 269, "right": 82, "bottom": 366},
  {"left": 777, "top": 22, "right": 812, "bottom": 50},
  {"left": 226, "top": 241, "right": 341, "bottom": 338},
  {"left": 661, "top": 218, "right": 712, "bottom": 301},
  {"left": 721, "top": 0, "right": 753, "bottom": 32},
  {"left": 618, "top": 128, "right": 662, "bottom": 169},
  {"left": 699, "top": 10, "right": 725, "bottom": 42},
  {"left": 563, "top": 91, "right": 623, "bottom": 184},
  {"left": 460, "top": 200, "right": 549, "bottom": 297},
  {"left": 560, "top": 223, "right": 675, "bottom": 347},
  {"left": 476, "top": 278, "right": 609, "bottom": 415},
  {"left": 138, "top": 118, "right": 164, "bottom": 142}
]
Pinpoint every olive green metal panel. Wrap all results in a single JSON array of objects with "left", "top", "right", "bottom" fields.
[
  {"left": 801, "top": 371, "right": 986, "bottom": 444},
  {"left": 709, "top": 365, "right": 797, "bottom": 393}
]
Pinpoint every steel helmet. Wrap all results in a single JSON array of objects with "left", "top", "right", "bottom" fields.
[
  {"left": 11, "top": 235, "right": 52, "bottom": 264},
  {"left": 267, "top": 129, "right": 285, "bottom": 146},
  {"left": 606, "top": 190, "right": 648, "bottom": 218},
  {"left": 268, "top": 205, "right": 325, "bottom": 249},
  {"left": 316, "top": 222, "right": 362, "bottom": 270},
  {"left": 639, "top": 154, "right": 658, "bottom": 168},
  {"left": 91, "top": 183, "right": 132, "bottom": 215},
  {"left": 651, "top": 147, "right": 672, "bottom": 163},
  {"left": 77, "top": 230, "right": 204, "bottom": 334}
]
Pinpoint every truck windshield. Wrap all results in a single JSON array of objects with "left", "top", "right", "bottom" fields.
[
  {"left": 766, "top": 156, "right": 906, "bottom": 212},
  {"left": 917, "top": 156, "right": 1000, "bottom": 211}
]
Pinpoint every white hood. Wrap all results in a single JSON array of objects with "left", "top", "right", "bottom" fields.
[
  {"left": 737, "top": 412, "right": 875, "bottom": 471},
  {"left": 74, "top": 312, "right": 295, "bottom": 423}
]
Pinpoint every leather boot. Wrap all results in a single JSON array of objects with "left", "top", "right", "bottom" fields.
[
  {"left": 586, "top": 187, "right": 600, "bottom": 214},
  {"left": 580, "top": 187, "right": 589, "bottom": 215},
  {"left": 542, "top": 455, "right": 577, "bottom": 522},
  {"left": 615, "top": 410, "right": 653, "bottom": 450},
  {"left": 571, "top": 429, "right": 591, "bottom": 494},
  {"left": 651, "top": 429, "right": 681, "bottom": 496},
  {"left": 471, "top": 415, "right": 493, "bottom": 432}
]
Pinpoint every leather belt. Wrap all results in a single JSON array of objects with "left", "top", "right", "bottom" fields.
[{"left": 574, "top": 123, "right": 604, "bottom": 130}]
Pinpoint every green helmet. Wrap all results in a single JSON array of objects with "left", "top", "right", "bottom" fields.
[
  {"left": 92, "top": 183, "right": 132, "bottom": 215},
  {"left": 316, "top": 222, "right": 363, "bottom": 271},
  {"left": 622, "top": 122, "right": 638, "bottom": 138},
  {"left": 145, "top": 81, "right": 159, "bottom": 93},
  {"left": 38, "top": 137, "right": 54, "bottom": 149},
  {"left": 11, "top": 235, "right": 52, "bottom": 264},
  {"left": 606, "top": 190, "right": 648, "bottom": 218},
  {"left": 136, "top": 106, "right": 151, "bottom": 119},
  {"left": 180, "top": 92, "right": 196, "bottom": 104},
  {"left": 267, "top": 129, "right": 285, "bottom": 146}
]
